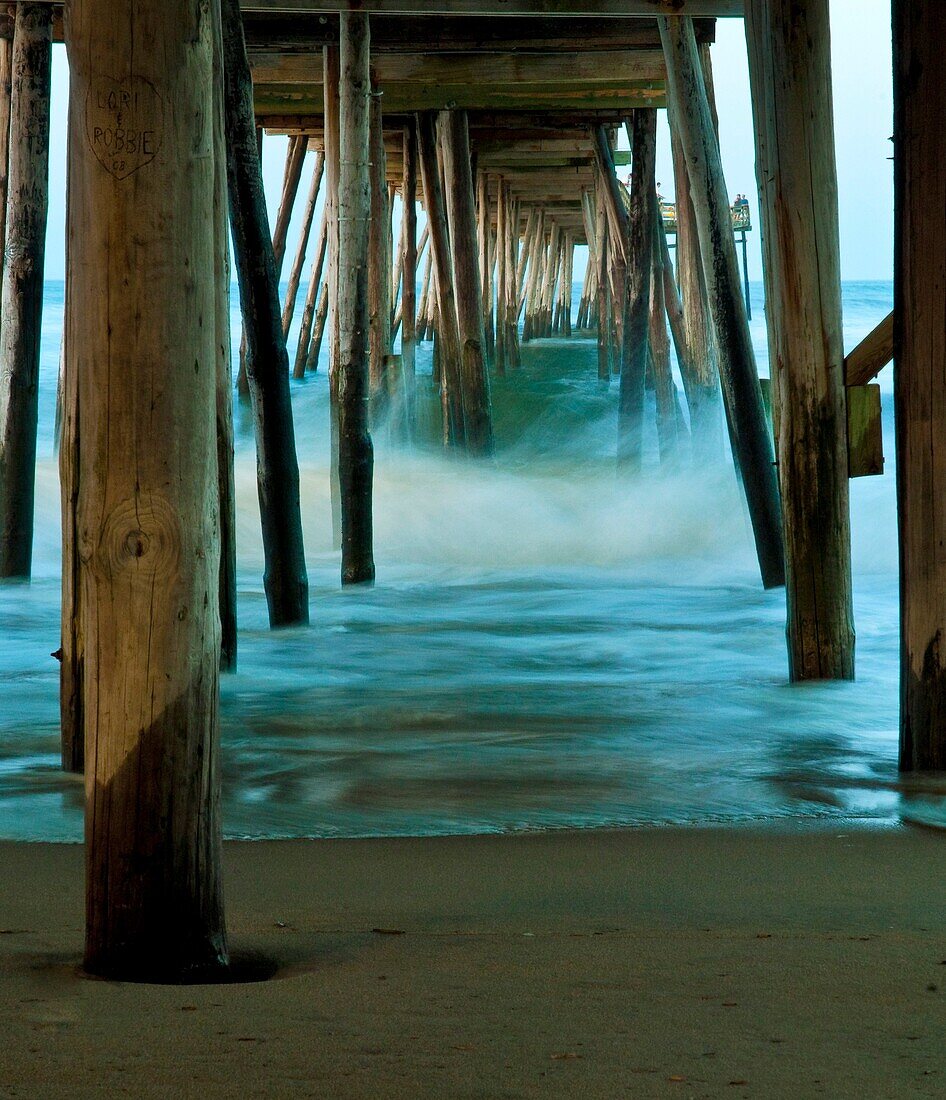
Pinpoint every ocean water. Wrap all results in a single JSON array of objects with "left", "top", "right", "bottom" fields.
[{"left": 1, "top": 279, "right": 938, "bottom": 842}]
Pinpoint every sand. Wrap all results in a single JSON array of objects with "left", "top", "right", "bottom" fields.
[{"left": 1, "top": 825, "right": 944, "bottom": 1098}]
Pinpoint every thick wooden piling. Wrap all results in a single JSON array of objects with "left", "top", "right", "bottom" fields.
[
  {"left": 324, "top": 43, "right": 343, "bottom": 549},
  {"left": 67, "top": 0, "right": 227, "bottom": 980},
  {"left": 60, "top": 87, "right": 81, "bottom": 772},
  {"left": 0, "top": 24, "right": 12, "bottom": 272},
  {"left": 337, "top": 12, "right": 375, "bottom": 586},
  {"left": 617, "top": 110, "right": 656, "bottom": 473},
  {"left": 894, "top": 0, "right": 946, "bottom": 768},
  {"left": 213, "top": 3, "right": 237, "bottom": 674},
  {"left": 222, "top": 0, "right": 309, "bottom": 625},
  {"left": 417, "top": 110, "right": 464, "bottom": 447},
  {"left": 440, "top": 110, "right": 493, "bottom": 456},
  {"left": 660, "top": 15, "right": 784, "bottom": 589},
  {"left": 745, "top": 0, "right": 854, "bottom": 681},
  {"left": 0, "top": 3, "right": 51, "bottom": 579}
]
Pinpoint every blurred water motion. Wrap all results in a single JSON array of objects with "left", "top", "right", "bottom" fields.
[{"left": 1, "top": 280, "right": 937, "bottom": 842}]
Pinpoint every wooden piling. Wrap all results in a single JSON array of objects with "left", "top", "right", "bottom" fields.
[
  {"left": 213, "top": 0, "right": 237, "bottom": 674},
  {"left": 649, "top": 229, "right": 680, "bottom": 465},
  {"left": 893, "top": 0, "right": 946, "bottom": 767},
  {"left": 67, "top": 0, "right": 227, "bottom": 980},
  {"left": 282, "top": 150, "right": 324, "bottom": 341},
  {"left": 495, "top": 177, "right": 508, "bottom": 375},
  {"left": 745, "top": 0, "right": 853, "bottom": 680},
  {"left": 594, "top": 181, "right": 612, "bottom": 382},
  {"left": 659, "top": 15, "right": 785, "bottom": 589},
  {"left": 400, "top": 120, "right": 418, "bottom": 436},
  {"left": 417, "top": 110, "right": 464, "bottom": 447},
  {"left": 0, "top": 22, "right": 12, "bottom": 274},
  {"left": 222, "top": 0, "right": 309, "bottom": 625},
  {"left": 617, "top": 110, "right": 657, "bottom": 473},
  {"left": 337, "top": 12, "right": 375, "bottom": 585},
  {"left": 306, "top": 283, "right": 330, "bottom": 372},
  {"left": 0, "top": 3, "right": 51, "bottom": 579},
  {"left": 325, "top": 42, "right": 342, "bottom": 549},
  {"left": 477, "top": 170, "right": 495, "bottom": 363},
  {"left": 670, "top": 123, "right": 722, "bottom": 463},
  {"left": 293, "top": 204, "right": 328, "bottom": 378},
  {"left": 440, "top": 110, "right": 494, "bottom": 456},
  {"left": 368, "top": 87, "right": 392, "bottom": 415}
]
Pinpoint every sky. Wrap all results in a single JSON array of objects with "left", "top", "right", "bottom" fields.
[{"left": 41, "top": 1, "right": 893, "bottom": 284}]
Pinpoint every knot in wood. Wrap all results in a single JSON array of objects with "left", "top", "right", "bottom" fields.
[{"left": 99, "top": 495, "right": 181, "bottom": 582}]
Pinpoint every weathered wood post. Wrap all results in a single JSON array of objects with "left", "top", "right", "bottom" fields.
[
  {"left": 222, "top": 0, "right": 309, "bottom": 625},
  {"left": 400, "top": 120, "right": 418, "bottom": 434},
  {"left": 417, "top": 110, "right": 464, "bottom": 447},
  {"left": 477, "top": 170, "right": 495, "bottom": 364},
  {"left": 660, "top": 15, "right": 785, "bottom": 589},
  {"left": 0, "top": 3, "right": 51, "bottom": 579},
  {"left": 338, "top": 13, "right": 375, "bottom": 586},
  {"left": 283, "top": 150, "right": 324, "bottom": 341},
  {"left": 368, "top": 88, "right": 391, "bottom": 417},
  {"left": 440, "top": 110, "right": 493, "bottom": 457},
  {"left": 495, "top": 178, "right": 508, "bottom": 375},
  {"left": 213, "top": 1, "right": 237, "bottom": 674},
  {"left": 745, "top": 0, "right": 854, "bottom": 680},
  {"left": 618, "top": 111, "right": 656, "bottom": 472},
  {"left": 324, "top": 44, "right": 343, "bottom": 548},
  {"left": 0, "top": 17, "right": 13, "bottom": 271},
  {"left": 67, "top": 0, "right": 228, "bottom": 980},
  {"left": 60, "top": 92, "right": 82, "bottom": 772},
  {"left": 650, "top": 229, "right": 680, "bottom": 465},
  {"left": 506, "top": 193, "right": 522, "bottom": 368},
  {"left": 272, "top": 135, "right": 307, "bottom": 275},
  {"left": 293, "top": 205, "right": 328, "bottom": 378},
  {"left": 594, "top": 181, "right": 612, "bottom": 382},
  {"left": 894, "top": 0, "right": 946, "bottom": 768}
]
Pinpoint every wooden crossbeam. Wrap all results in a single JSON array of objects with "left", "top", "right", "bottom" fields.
[
  {"left": 239, "top": 1, "right": 742, "bottom": 14},
  {"left": 255, "top": 82, "right": 666, "bottom": 113},
  {"left": 241, "top": 13, "right": 718, "bottom": 51},
  {"left": 250, "top": 48, "right": 667, "bottom": 85},
  {"left": 844, "top": 311, "right": 894, "bottom": 387}
]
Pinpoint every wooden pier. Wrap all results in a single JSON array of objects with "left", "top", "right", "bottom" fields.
[{"left": 0, "top": 0, "right": 932, "bottom": 980}]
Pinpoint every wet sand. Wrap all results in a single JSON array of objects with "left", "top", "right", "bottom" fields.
[{"left": 1, "top": 826, "right": 944, "bottom": 1098}]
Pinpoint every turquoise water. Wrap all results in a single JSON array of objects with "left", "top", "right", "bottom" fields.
[{"left": 2, "top": 279, "right": 938, "bottom": 842}]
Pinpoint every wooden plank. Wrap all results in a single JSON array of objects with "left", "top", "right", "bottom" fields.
[
  {"left": 847, "top": 384, "right": 884, "bottom": 478},
  {"left": 844, "top": 310, "right": 894, "bottom": 386}
]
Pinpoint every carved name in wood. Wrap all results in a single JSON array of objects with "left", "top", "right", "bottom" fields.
[{"left": 86, "top": 75, "right": 164, "bottom": 180}]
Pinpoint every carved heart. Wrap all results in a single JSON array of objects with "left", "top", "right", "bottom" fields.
[{"left": 85, "top": 75, "right": 165, "bottom": 181}]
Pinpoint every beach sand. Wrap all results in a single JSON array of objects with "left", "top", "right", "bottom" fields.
[{"left": 1, "top": 826, "right": 944, "bottom": 1098}]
